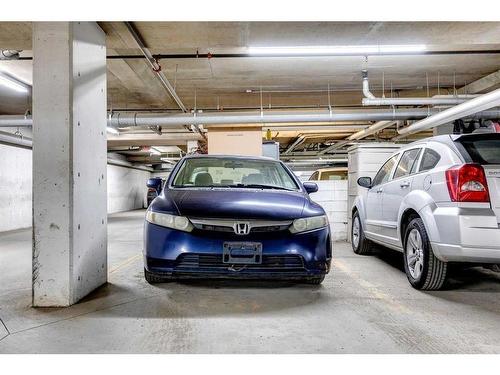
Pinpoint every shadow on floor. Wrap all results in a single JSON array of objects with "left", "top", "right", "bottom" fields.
[
  {"left": 100, "top": 275, "right": 331, "bottom": 319},
  {"left": 372, "top": 245, "right": 500, "bottom": 292}
]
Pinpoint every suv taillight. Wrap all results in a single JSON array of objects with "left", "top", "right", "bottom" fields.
[{"left": 445, "top": 163, "right": 490, "bottom": 203}]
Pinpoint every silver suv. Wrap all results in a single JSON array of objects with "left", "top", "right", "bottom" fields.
[{"left": 352, "top": 133, "right": 500, "bottom": 290}]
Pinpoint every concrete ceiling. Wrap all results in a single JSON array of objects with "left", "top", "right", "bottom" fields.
[
  {"left": 1, "top": 21, "right": 500, "bottom": 164},
  {"left": 2, "top": 22, "right": 500, "bottom": 113}
]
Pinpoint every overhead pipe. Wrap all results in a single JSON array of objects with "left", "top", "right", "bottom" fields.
[
  {"left": 124, "top": 22, "right": 187, "bottom": 113},
  {"left": 3, "top": 107, "right": 500, "bottom": 129},
  {"left": 362, "top": 70, "right": 375, "bottom": 99},
  {"left": 0, "top": 50, "right": 22, "bottom": 60},
  {"left": 361, "top": 70, "right": 479, "bottom": 106},
  {"left": 316, "top": 120, "right": 397, "bottom": 155},
  {"left": 108, "top": 108, "right": 500, "bottom": 128},
  {"left": 0, "top": 115, "right": 32, "bottom": 127},
  {"left": 283, "top": 135, "right": 306, "bottom": 154},
  {"left": 15, "top": 48, "right": 500, "bottom": 62},
  {"left": 347, "top": 120, "right": 395, "bottom": 140},
  {"left": 394, "top": 87, "right": 500, "bottom": 140},
  {"left": 124, "top": 22, "right": 208, "bottom": 140},
  {"left": 0, "top": 132, "right": 32, "bottom": 149}
]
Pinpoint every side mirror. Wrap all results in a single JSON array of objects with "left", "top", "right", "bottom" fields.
[
  {"left": 303, "top": 182, "right": 319, "bottom": 194},
  {"left": 147, "top": 178, "right": 163, "bottom": 193},
  {"left": 357, "top": 177, "right": 372, "bottom": 189}
]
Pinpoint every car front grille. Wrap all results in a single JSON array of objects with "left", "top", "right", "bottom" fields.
[
  {"left": 174, "top": 254, "right": 305, "bottom": 271},
  {"left": 189, "top": 218, "right": 292, "bottom": 234}
]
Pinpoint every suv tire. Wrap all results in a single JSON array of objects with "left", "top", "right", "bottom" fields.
[
  {"left": 351, "top": 211, "right": 373, "bottom": 255},
  {"left": 403, "top": 217, "right": 448, "bottom": 290}
]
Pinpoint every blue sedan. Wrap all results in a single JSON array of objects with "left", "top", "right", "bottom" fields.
[{"left": 143, "top": 155, "right": 332, "bottom": 284}]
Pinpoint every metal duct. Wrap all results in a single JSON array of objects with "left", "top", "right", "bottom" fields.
[
  {"left": 361, "top": 70, "right": 479, "bottom": 106},
  {"left": 394, "top": 87, "right": 500, "bottom": 139}
]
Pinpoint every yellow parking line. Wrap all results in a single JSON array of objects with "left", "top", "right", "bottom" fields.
[{"left": 109, "top": 253, "right": 142, "bottom": 274}]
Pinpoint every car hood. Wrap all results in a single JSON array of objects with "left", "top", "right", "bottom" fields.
[{"left": 166, "top": 188, "right": 309, "bottom": 220}]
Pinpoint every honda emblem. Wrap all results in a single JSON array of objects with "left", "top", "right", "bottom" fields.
[{"left": 234, "top": 222, "right": 250, "bottom": 235}]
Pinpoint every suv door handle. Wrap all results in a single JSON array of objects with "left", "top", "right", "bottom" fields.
[
  {"left": 400, "top": 181, "right": 410, "bottom": 188},
  {"left": 376, "top": 188, "right": 383, "bottom": 193}
]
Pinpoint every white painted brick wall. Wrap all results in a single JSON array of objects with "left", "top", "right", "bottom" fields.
[{"left": 309, "top": 180, "right": 348, "bottom": 241}]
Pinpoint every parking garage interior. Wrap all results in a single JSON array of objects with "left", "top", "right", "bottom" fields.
[{"left": 1, "top": 16, "right": 500, "bottom": 356}]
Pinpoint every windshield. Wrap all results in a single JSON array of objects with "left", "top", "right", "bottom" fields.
[{"left": 171, "top": 157, "right": 299, "bottom": 190}]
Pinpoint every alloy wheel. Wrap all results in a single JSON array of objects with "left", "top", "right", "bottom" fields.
[
  {"left": 406, "top": 228, "right": 424, "bottom": 279},
  {"left": 352, "top": 216, "right": 360, "bottom": 248}
]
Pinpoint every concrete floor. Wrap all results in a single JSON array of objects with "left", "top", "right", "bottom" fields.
[{"left": 1, "top": 209, "right": 500, "bottom": 353}]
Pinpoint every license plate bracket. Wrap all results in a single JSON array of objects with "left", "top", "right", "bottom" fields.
[{"left": 223, "top": 242, "right": 262, "bottom": 264}]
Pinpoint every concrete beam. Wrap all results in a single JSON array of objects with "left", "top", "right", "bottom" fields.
[
  {"left": 461, "top": 69, "right": 500, "bottom": 94},
  {"left": 32, "top": 22, "right": 107, "bottom": 307}
]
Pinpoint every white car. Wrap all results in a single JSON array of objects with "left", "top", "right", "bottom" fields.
[{"left": 351, "top": 133, "right": 500, "bottom": 290}]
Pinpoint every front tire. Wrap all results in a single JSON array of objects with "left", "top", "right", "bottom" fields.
[
  {"left": 403, "top": 218, "right": 448, "bottom": 290},
  {"left": 351, "top": 211, "right": 373, "bottom": 255}
]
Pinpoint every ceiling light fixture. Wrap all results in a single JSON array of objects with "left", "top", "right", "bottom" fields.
[
  {"left": 0, "top": 74, "right": 29, "bottom": 93},
  {"left": 247, "top": 44, "right": 427, "bottom": 56}
]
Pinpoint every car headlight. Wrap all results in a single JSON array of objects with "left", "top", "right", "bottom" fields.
[
  {"left": 146, "top": 211, "right": 193, "bottom": 232},
  {"left": 290, "top": 215, "right": 328, "bottom": 233}
]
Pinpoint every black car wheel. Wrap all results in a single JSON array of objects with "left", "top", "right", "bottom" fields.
[
  {"left": 403, "top": 217, "right": 448, "bottom": 290},
  {"left": 351, "top": 211, "right": 373, "bottom": 255}
]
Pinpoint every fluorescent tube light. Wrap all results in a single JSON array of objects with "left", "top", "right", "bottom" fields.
[
  {"left": 0, "top": 74, "right": 28, "bottom": 93},
  {"left": 106, "top": 126, "right": 119, "bottom": 134},
  {"left": 248, "top": 45, "right": 427, "bottom": 56}
]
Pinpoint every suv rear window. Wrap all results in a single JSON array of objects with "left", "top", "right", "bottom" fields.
[{"left": 457, "top": 135, "right": 500, "bottom": 165}]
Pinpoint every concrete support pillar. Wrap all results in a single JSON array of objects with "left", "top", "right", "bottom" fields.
[{"left": 32, "top": 22, "right": 107, "bottom": 307}]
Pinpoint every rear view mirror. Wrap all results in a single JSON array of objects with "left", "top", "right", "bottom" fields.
[
  {"left": 303, "top": 182, "right": 319, "bottom": 194},
  {"left": 147, "top": 178, "right": 163, "bottom": 193},
  {"left": 357, "top": 177, "right": 372, "bottom": 189}
]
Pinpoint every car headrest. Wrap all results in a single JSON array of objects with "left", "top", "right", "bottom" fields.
[
  {"left": 243, "top": 173, "right": 264, "bottom": 184},
  {"left": 194, "top": 172, "right": 213, "bottom": 186}
]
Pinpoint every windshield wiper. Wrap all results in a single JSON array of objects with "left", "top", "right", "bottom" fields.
[{"left": 231, "top": 183, "right": 293, "bottom": 191}]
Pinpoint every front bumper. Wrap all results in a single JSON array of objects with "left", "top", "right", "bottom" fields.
[
  {"left": 428, "top": 206, "right": 500, "bottom": 263},
  {"left": 143, "top": 221, "right": 332, "bottom": 278}
]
